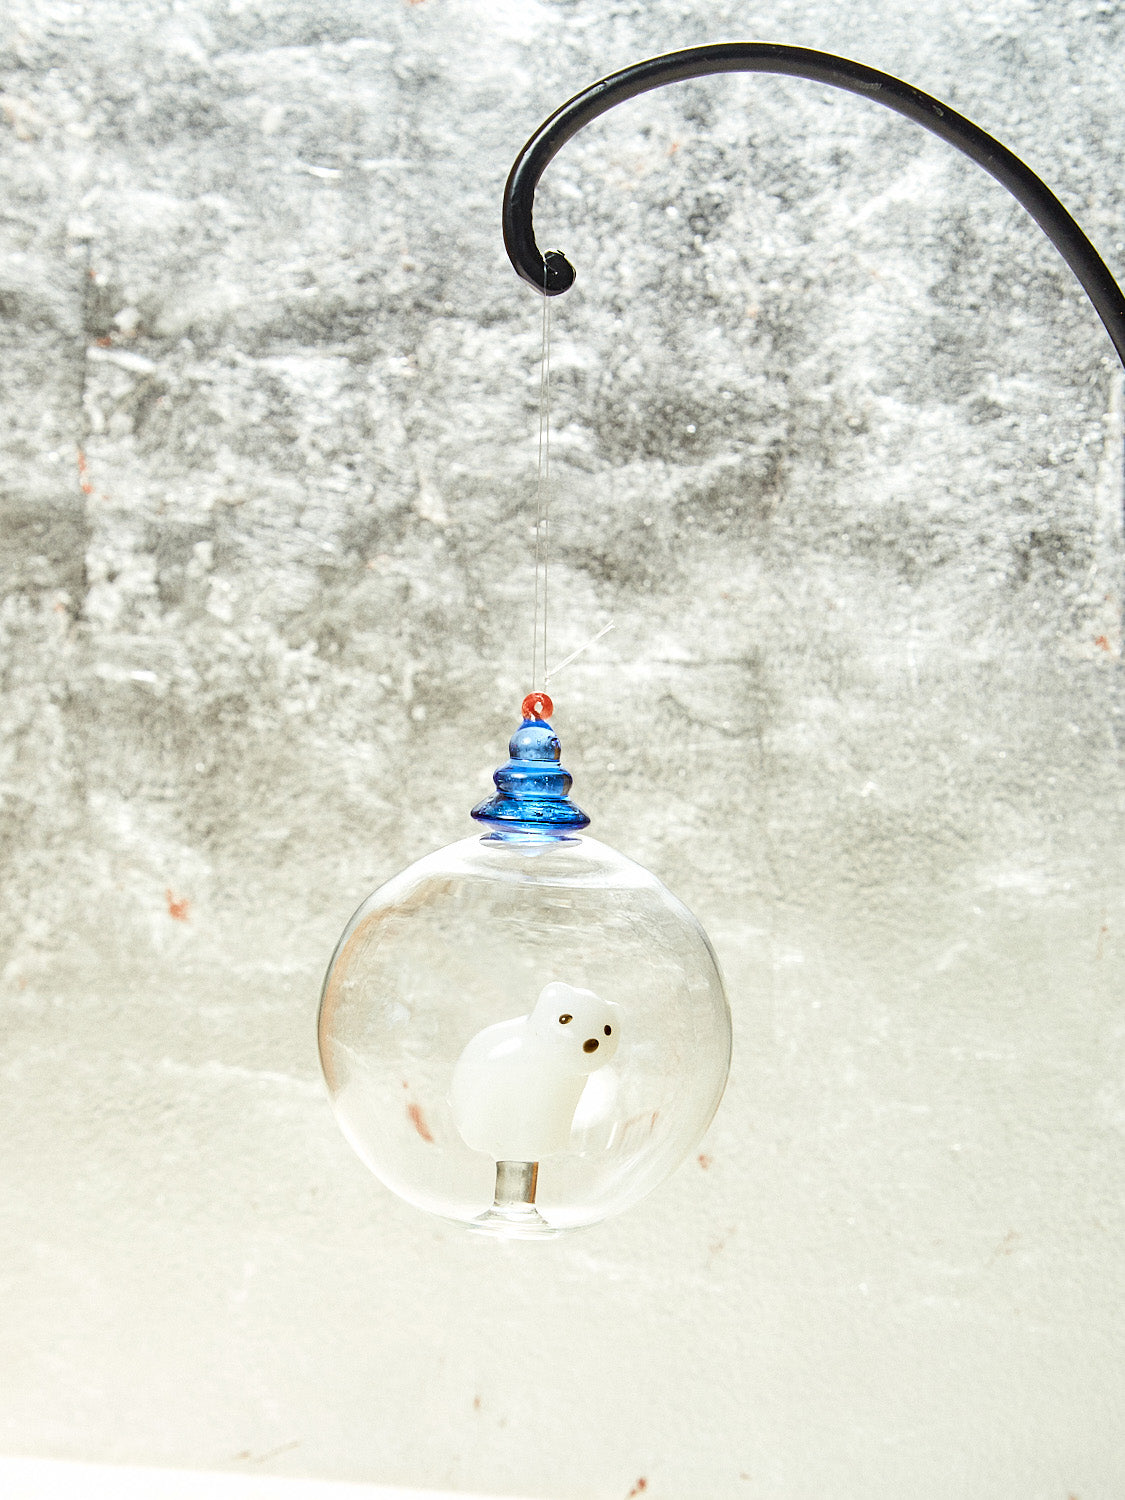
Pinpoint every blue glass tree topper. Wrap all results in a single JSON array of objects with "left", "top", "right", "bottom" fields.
[{"left": 471, "top": 693, "right": 589, "bottom": 839}]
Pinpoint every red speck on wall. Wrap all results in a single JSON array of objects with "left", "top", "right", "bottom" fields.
[
  {"left": 406, "top": 1102, "right": 434, "bottom": 1143},
  {"left": 165, "top": 889, "right": 191, "bottom": 922},
  {"left": 77, "top": 450, "right": 94, "bottom": 495}
]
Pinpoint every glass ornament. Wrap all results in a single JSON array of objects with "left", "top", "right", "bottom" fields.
[{"left": 318, "top": 698, "right": 732, "bottom": 1238}]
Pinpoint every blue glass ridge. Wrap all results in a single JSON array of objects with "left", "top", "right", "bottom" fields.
[{"left": 471, "top": 714, "right": 590, "bottom": 839}]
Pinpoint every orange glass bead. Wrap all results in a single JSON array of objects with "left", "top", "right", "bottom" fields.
[{"left": 521, "top": 691, "right": 554, "bottom": 722}]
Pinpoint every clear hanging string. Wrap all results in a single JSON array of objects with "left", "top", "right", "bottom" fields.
[
  {"left": 530, "top": 275, "right": 552, "bottom": 692},
  {"left": 545, "top": 620, "right": 614, "bottom": 683}
]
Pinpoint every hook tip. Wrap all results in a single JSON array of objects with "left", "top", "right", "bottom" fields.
[{"left": 542, "top": 250, "right": 576, "bottom": 296}]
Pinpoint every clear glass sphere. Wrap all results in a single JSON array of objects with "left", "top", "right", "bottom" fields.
[{"left": 318, "top": 832, "right": 731, "bottom": 1237}]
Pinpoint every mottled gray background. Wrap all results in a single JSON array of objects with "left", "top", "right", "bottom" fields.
[{"left": 0, "top": 0, "right": 1122, "bottom": 1497}]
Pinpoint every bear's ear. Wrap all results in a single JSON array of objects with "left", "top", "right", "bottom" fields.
[{"left": 536, "top": 979, "right": 577, "bottom": 1011}]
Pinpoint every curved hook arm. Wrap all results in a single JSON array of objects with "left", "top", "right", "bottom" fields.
[{"left": 502, "top": 42, "right": 1125, "bottom": 370}]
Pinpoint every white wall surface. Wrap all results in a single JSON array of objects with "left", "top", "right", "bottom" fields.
[
  {"left": 0, "top": 1457, "right": 505, "bottom": 1500},
  {"left": 0, "top": 1, "right": 1122, "bottom": 1498}
]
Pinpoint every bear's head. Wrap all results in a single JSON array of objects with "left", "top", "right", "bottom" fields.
[{"left": 529, "top": 981, "right": 621, "bottom": 1073}]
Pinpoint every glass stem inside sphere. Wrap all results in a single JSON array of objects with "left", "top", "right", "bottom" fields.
[
  {"left": 494, "top": 1159, "right": 539, "bottom": 1206},
  {"left": 472, "top": 1159, "right": 556, "bottom": 1237}
]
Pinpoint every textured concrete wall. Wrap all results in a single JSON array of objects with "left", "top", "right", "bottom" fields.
[{"left": 1, "top": 1, "right": 1122, "bottom": 1497}]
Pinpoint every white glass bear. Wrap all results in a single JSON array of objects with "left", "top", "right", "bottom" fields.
[{"left": 450, "top": 981, "right": 622, "bottom": 1161}]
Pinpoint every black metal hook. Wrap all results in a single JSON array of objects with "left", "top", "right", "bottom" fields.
[{"left": 502, "top": 42, "right": 1125, "bottom": 369}]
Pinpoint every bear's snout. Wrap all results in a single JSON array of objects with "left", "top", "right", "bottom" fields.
[{"left": 583, "top": 1038, "right": 600, "bottom": 1053}]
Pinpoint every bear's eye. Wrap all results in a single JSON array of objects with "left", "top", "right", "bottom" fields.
[
  {"left": 558, "top": 1013, "right": 572, "bottom": 1024},
  {"left": 604, "top": 1025, "right": 612, "bottom": 1035}
]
